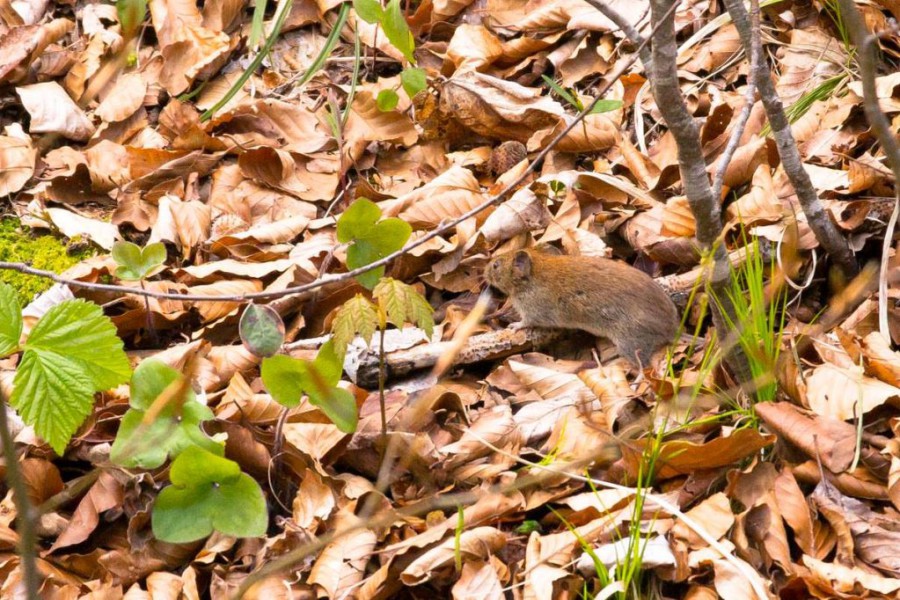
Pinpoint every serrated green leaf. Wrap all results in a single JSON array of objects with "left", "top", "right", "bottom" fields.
[
  {"left": 353, "top": 0, "right": 384, "bottom": 24},
  {"left": 373, "top": 278, "right": 434, "bottom": 337},
  {"left": 332, "top": 294, "right": 378, "bottom": 357},
  {"left": 11, "top": 300, "right": 131, "bottom": 454},
  {"left": 0, "top": 283, "right": 22, "bottom": 357},
  {"left": 401, "top": 67, "right": 427, "bottom": 98},
  {"left": 261, "top": 354, "right": 308, "bottom": 408},
  {"left": 376, "top": 89, "right": 400, "bottom": 112},
  {"left": 589, "top": 99, "right": 623, "bottom": 114},
  {"left": 382, "top": 0, "right": 416, "bottom": 63},
  {"left": 337, "top": 198, "right": 381, "bottom": 244},
  {"left": 239, "top": 304, "right": 285, "bottom": 358},
  {"left": 110, "top": 360, "right": 219, "bottom": 469},
  {"left": 152, "top": 446, "right": 267, "bottom": 543},
  {"left": 112, "top": 241, "right": 166, "bottom": 281}
]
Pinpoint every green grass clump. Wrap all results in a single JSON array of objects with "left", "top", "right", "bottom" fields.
[{"left": 0, "top": 218, "right": 92, "bottom": 305}]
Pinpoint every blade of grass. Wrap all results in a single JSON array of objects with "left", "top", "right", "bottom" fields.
[{"left": 200, "top": 0, "right": 293, "bottom": 122}]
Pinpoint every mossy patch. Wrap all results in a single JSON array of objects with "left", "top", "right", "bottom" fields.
[{"left": 0, "top": 218, "right": 93, "bottom": 306}]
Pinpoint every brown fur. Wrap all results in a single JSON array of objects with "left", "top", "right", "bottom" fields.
[{"left": 485, "top": 249, "right": 679, "bottom": 365}]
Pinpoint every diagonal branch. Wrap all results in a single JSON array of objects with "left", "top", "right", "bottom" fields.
[
  {"left": 836, "top": 0, "right": 900, "bottom": 339},
  {"left": 723, "top": 0, "right": 857, "bottom": 279}
]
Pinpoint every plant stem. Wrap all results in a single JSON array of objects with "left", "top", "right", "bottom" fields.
[
  {"left": 0, "top": 389, "right": 40, "bottom": 598},
  {"left": 378, "top": 326, "right": 387, "bottom": 442}
]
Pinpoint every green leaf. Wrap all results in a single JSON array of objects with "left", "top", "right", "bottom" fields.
[
  {"left": 261, "top": 354, "right": 307, "bottom": 408},
  {"left": 116, "top": 0, "right": 148, "bottom": 38},
  {"left": 239, "top": 304, "right": 285, "bottom": 358},
  {"left": 353, "top": 0, "right": 383, "bottom": 24},
  {"left": 542, "top": 75, "right": 580, "bottom": 109},
  {"left": 347, "top": 244, "right": 384, "bottom": 290},
  {"left": 152, "top": 446, "right": 267, "bottom": 543},
  {"left": 306, "top": 341, "right": 357, "bottom": 433},
  {"left": 337, "top": 199, "right": 412, "bottom": 290},
  {"left": 589, "top": 99, "right": 624, "bottom": 114},
  {"left": 331, "top": 294, "right": 378, "bottom": 357},
  {"left": 382, "top": 0, "right": 416, "bottom": 64},
  {"left": 400, "top": 67, "right": 427, "bottom": 98},
  {"left": 373, "top": 278, "right": 434, "bottom": 338},
  {"left": 11, "top": 300, "right": 131, "bottom": 454},
  {"left": 0, "top": 283, "right": 22, "bottom": 358},
  {"left": 336, "top": 198, "right": 382, "bottom": 244},
  {"left": 376, "top": 89, "right": 400, "bottom": 112},
  {"left": 260, "top": 345, "right": 357, "bottom": 433},
  {"left": 110, "top": 360, "right": 219, "bottom": 469},
  {"left": 112, "top": 241, "right": 166, "bottom": 281}
]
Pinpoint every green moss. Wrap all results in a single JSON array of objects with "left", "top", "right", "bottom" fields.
[{"left": 0, "top": 218, "right": 93, "bottom": 306}]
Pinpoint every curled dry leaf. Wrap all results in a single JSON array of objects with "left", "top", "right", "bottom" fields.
[
  {"left": 0, "top": 123, "right": 36, "bottom": 196},
  {"left": 397, "top": 166, "right": 486, "bottom": 228},
  {"left": 481, "top": 188, "right": 551, "bottom": 243},
  {"left": 805, "top": 363, "right": 900, "bottom": 421},
  {"left": 17, "top": 81, "right": 95, "bottom": 141},
  {"left": 440, "top": 72, "right": 565, "bottom": 142},
  {"left": 400, "top": 527, "right": 507, "bottom": 585}
]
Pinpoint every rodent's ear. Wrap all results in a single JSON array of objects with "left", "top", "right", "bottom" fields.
[{"left": 511, "top": 250, "right": 532, "bottom": 279}]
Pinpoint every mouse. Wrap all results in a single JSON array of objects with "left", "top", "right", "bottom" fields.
[{"left": 484, "top": 248, "right": 680, "bottom": 366}]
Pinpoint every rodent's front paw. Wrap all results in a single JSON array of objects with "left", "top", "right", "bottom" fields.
[{"left": 509, "top": 321, "right": 528, "bottom": 332}]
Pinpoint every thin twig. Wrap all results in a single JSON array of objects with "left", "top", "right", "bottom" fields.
[
  {"left": 0, "top": 389, "right": 40, "bottom": 598},
  {"left": 723, "top": 0, "right": 857, "bottom": 279},
  {"left": 835, "top": 3, "right": 900, "bottom": 339},
  {"left": 711, "top": 0, "right": 760, "bottom": 203},
  {"left": 578, "top": 0, "right": 652, "bottom": 70}
]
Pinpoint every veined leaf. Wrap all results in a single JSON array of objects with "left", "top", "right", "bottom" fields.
[
  {"left": 152, "top": 446, "right": 267, "bottom": 543},
  {"left": 112, "top": 241, "right": 166, "bottom": 281},
  {"left": 382, "top": 0, "right": 416, "bottom": 64},
  {"left": 373, "top": 278, "right": 434, "bottom": 338},
  {"left": 11, "top": 300, "right": 131, "bottom": 454},
  {"left": 332, "top": 294, "right": 378, "bottom": 357},
  {"left": 0, "top": 283, "right": 22, "bottom": 357}
]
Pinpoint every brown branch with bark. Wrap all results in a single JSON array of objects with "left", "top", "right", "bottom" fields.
[
  {"left": 836, "top": 0, "right": 900, "bottom": 339},
  {"left": 648, "top": 0, "right": 753, "bottom": 385},
  {"left": 723, "top": 0, "right": 857, "bottom": 279}
]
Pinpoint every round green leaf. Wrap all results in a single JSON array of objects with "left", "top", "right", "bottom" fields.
[
  {"left": 261, "top": 354, "right": 308, "bottom": 408},
  {"left": 109, "top": 360, "right": 219, "bottom": 469},
  {"left": 152, "top": 446, "right": 267, "bottom": 543},
  {"left": 376, "top": 89, "right": 400, "bottom": 112},
  {"left": 353, "top": 0, "right": 383, "bottom": 24},
  {"left": 0, "top": 283, "right": 22, "bottom": 357},
  {"left": 239, "top": 304, "right": 285, "bottom": 358},
  {"left": 306, "top": 385, "right": 358, "bottom": 434},
  {"left": 112, "top": 241, "right": 166, "bottom": 281},
  {"left": 400, "top": 67, "right": 427, "bottom": 98},
  {"left": 336, "top": 198, "right": 381, "bottom": 243}
]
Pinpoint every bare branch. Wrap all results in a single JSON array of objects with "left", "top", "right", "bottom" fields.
[
  {"left": 0, "top": 390, "right": 41, "bottom": 598},
  {"left": 711, "top": 0, "right": 760, "bottom": 204},
  {"left": 648, "top": 0, "right": 753, "bottom": 385},
  {"left": 578, "top": 0, "right": 652, "bottom": 70},
  {"left": 836, "top": 0, "right": 900, "bottom": 339},
  {"left": 723, "top": 0, "right": 857, "bottom": 278}
]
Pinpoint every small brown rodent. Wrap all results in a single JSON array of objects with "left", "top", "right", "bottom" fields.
[{"left": 485, "top": 249, "right": 679, "bottom": 366}]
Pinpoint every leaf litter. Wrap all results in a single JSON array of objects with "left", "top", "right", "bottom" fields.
[{"left": 1, "top": 0, "right": 900, "bottom": 598}]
